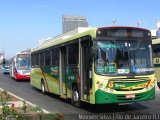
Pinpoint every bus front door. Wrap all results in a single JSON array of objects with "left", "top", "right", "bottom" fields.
[
  {"left": 81, "top": 39, "right": 92, "bottom": 101},
  {"left": 60, "top": 46, "right": 67, "bottom": 99}
]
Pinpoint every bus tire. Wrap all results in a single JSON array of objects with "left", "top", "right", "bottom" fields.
[
  {"left": 41, "top": 80, "right": 46, "bottom": 94},
  {"left": 71, "top": 86, "right": 80, "bottom": 107}
]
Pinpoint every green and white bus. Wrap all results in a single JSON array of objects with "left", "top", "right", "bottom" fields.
[
  {"left": 31, "top": 26, "right": 155, "bottom": 106},
  {"left": 152, "top": 38, "right": 160, "bottom": 85}
]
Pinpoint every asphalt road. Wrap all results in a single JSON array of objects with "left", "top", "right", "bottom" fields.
[{"left": 0, "top": 72, "right": 160, "bottom": 119}]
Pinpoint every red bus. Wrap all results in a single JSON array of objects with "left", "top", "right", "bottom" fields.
[{"left": 10, "top": 52, "right": 31, "bottom": 80}]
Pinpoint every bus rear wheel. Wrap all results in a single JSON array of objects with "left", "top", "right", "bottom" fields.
[
  {"left": 41, "top": 81, "right": 46, "bottom": 94},
  {"left": 71, "top": 86, "right": 80, "bottom": 107}
]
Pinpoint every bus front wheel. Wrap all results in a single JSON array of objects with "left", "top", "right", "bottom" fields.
[{"left": 71, "top": 86, "right": 80, "bottom": 107}]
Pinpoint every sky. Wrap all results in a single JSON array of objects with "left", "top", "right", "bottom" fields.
[{"left": 0, "top": 0, "right": 160, "bottom": 58}]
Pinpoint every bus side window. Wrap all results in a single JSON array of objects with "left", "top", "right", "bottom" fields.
[
  {"left": 45, "top": 50, "right": 51, "bottom": 66},
  {"left": 52, "top": 48, "right": 59, "bottom": 67},
  {"left": 40, "top": 52, "right": 45, "bottom": 67},
  {"left": 68, "top": 43, "right": 79, "bottom": 65}
]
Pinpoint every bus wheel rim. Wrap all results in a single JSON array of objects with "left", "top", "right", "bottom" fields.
[
  {"left": 42, "top": 83, "right": 45, "bottom": 92},
  {"left": 73, "top": 91, "right": 79, "bottom": 102}
]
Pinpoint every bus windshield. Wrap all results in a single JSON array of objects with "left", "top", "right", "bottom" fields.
[
  {"left": 16, "top": 55, "right": 30, "bottom": 70},
  {"left": 95, "top": 39, "right": 154, "bottom": 75}
]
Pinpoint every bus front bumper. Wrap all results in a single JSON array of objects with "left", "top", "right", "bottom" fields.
[
  {"left": 95, "top": 87, "right": 155, "bottom": 104},
  {"left": 15, "top": 74, "right": 30, "bottom": 80}
]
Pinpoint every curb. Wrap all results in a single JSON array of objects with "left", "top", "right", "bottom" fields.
[{"left": 0, "top": 88, "right": 50, "bottom": 113}]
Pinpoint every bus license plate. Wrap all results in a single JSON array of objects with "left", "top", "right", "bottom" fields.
[{"left": 126, "top": 94, "right": 135, "bottom": 99}]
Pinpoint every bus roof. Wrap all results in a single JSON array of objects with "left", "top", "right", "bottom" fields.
[
  {"left": 32, "top": 26, "right": 150, "bottom": 53},
  {"left": 16, "top": 52, "right": 30, "bottom": 55},
  {"left": 98, "top": 26, "right": 150, "bottom": 31},
  {"left": 32, "top": 27, "right": 97, "bottom": 53}
]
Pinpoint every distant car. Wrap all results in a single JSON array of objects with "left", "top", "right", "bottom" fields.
[{"left": 1, "top": 60, "right": 10, "bottom": 74}]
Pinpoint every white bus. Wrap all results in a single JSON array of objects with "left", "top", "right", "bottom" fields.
[{"left": 10, "top": 52, "right": 31, "bottom": 81}]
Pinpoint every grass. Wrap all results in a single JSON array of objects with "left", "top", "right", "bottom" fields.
[{"left": 0, "top": 89, "right": 64, "bottom": 120}]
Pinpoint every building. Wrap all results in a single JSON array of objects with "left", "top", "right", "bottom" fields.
[
  {"left": 150, "top": 20, "right": 160, "bottom": 39},
  {"left": 156, "top": 20, "right": 160, "bottom": 38},
  {"left": 62, "top": 15, "right": 88, "bottom": 33},
  {"left": 150, "top": 30, "right": 157, "bottom": 39}
]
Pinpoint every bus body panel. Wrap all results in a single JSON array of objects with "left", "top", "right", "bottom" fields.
[
  {"left": 95, "top": 88, "right": 155, "bottom": 104},
  {"left": 2, "top": 66, "right": 10, "bottom": 74},
  {"left": 44, "top": 66, "right": 60, "bottom": 95},
  {"left": 30, "top": 65, "right": 78, "bottom": 97},
  {"left": 152, "top": 39, "right": 160, "bottom": 85},
  {"left": 153, "top": 57, "right": 160, "bottom": 84},
  {"left": 14, "top": 71, "right": 30, "bottom": 80},
  {"left": 30, "top": 68, "right": 43, "bottom": 90},
  {"left": 31, "top": 66, "right": 60, "bottom": 95},
  {"left": 2, "top": 65, "right": 10, "bottom": 74},
  {"left": 92, "top": 71, "right": 155, "bottom": 104}
]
